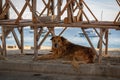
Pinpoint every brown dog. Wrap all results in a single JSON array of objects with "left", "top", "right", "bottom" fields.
[{"left": 35, "top": 36, "right": 95, "bottom": 65}]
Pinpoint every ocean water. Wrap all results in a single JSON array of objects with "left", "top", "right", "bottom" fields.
[{"left": 1, "top": 27, "right": 120, "bottom": 48}]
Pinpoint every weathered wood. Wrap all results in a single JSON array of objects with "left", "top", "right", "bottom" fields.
[
  {"left": 0, "top": 0, "right": 2, "bottom": 14},
  {"left": 58, "top": 0, "right": 73, "bottom": 17},
  {"left": 105, "top": 29, "right": 109, "bottom": 55},
  {"left": 9, "top": 0, "right": 22, "bottom": 19},
  {"left": 114, "top": 12, "right": 120, "bottom": 23},
  {"left": 0, "top": 2, "right": 10, "bottom": 19},
  {"left": 59, "top": 27, "right": 67, "bottom": 36},
  {"left": 57, "top": 0, "right": 62, "bottom": 21},
  {"left": 34, "top": 26, "right": 38, "bottom": 58},
  {"left": 93, "top": 28, "right": 106, "bottom": 45},
  {"left": 98, "top": 29, "right": 104, "bottom": 63},
  {"left": 32, "top": 0, "right": 38, "bottom": 58},
  {"left": 12, "top": 29, "right": 21, "bottom": 49},
  {"left": 81, "top": 28, "right": 98, "bottom": 57},
  {"left": 116, "top": 0, "right": 120, "bottom": 6},
  {"left": 2, "top": 27, "right": 7, "bottom": 56},
  {"left": 15, "top": 0, "right": 30, "bottom": 23},
  {"left": 32, "top": 0, "right": 37, "bottom": 22},
  {"left": 83, "top": 1, "right": 98, "bottom": 21},
  {"left": 38, "top": 31, "right": 50, "bottom": 48},
  {"left": 20, "top": 27, "right": 24, "bottom": 54},
  {"left": 39, "top": 0, "right": 51, "bottom": 17}
]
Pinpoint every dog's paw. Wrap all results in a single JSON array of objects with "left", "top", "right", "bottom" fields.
[{"left": 71, "top": 60, "right": 79, "bottom": 70}]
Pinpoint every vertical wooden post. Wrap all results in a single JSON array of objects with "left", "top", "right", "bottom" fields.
[
  {"left": 32, "top": 0, "right": 37, "bottom": 23},
  {"left": 2, "top": 27, "right": 7, "bottom": 56},
  {"left": 105, "top": 29, "right": 109, "bottom": 55},
  {"left": 5, "top": 0, "right": 9, "bottom": 19},
  {"left": 32, "top": 0, "right": 38, "bottom": 58},
  {"left": 79, "top": 0, "right": 83, "bottom": 21},
  {"left": 34, "top": 26, "right": 38, "bottom": 58},
  {"left": 67, "top": 0, "right": 72, "bottom": 23},
  {"left": 57, "top": 0, "right": 61, "bottom": 21},
  {"left": 51, "top": 0, "right": 54, "bottom": 15},
  {"left": 20, "top": 27, "right": 24, "bottom": 54},
  {"left": 48, "top": 0, "right": 55, "bottom": 36},
  {"left": 98, "top": 29, "right": 104, "bottom": 63},
  {"left": 0, "top": 0, "right": 2, "bottom": 15}
]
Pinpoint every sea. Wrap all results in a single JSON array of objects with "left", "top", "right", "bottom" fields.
[{"left": 1, "top": 27, "right": 120, "bottom": 48}]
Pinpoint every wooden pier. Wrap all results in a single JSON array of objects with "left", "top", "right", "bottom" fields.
[{"left": 0, "top": 0, "right": 120, "bottom": 63}]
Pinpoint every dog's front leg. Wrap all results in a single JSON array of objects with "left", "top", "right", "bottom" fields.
[{"left": 33, "top": 53, "right": 55, "bottom": 60}]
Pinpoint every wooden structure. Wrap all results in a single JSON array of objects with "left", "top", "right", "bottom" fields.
[{"left": 0, "top": 0, "right": 120, "bottom": 62}]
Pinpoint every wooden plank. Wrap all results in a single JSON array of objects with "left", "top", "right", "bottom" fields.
[
  {"left": 105, "top": 29, "right": 109, "bottom": 55},
  {"left": 9, "top": 0, "right": 22, "bottom": 19},
  {"left": 114, "top": 12, "right": 120, "bottom": 23},
  {"left": 47, "top": 0, "right": 51, "bottom": 16},
  {"left": 98, "top": 29, "right": 104, "bottom": 63},
  {"left": 15, "top": 0, "right": 30, "bottom": 23},
  {"left": 12, "top": 29, "right": 21, "bottom": 49},
  {"left": 58, "top": 0, "right": 73, "bottom": 17},
  {"left": 0, "top": 0, "right": 2, "bottom": 14},
  {"left": 34, "top": 26, "right": 38, "bottom": 58},
  {"left": 59, "top": 27, "right": 67, "bottom": 36},
  {"left": 20, "top": 27, "right": 24, "bottom": 54},
  {"left": 83, "top": 1, "right": 98, "bottom": 21},
  {"left": 2, "top": 27, "right": 7, "bottom": 56},
  {"left": 38, "top": 31, "right": 50, "bottom": 48},
  {"left": 0, "top": 3, "right": 10, "bottom": 19},
  {"left": 81, "top": 28, "right": 98, "bottom": 57},
  {"left": 32, "top": 0, "right": 37, "bottom": 23},
  {"left": 116, "top": 0, "right": 120, "bottom": 6},
  {"left": 57, "top": 0, "right": 62, "bottom": 20},
  {"left": 39, "top": 0, "right": 50, "bottom": 17}
]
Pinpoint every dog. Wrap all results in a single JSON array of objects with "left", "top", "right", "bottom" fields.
[{"left": 35, "top": 36, "right": 95, "bottom": 64}]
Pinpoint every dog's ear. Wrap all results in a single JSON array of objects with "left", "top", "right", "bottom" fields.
[
  {"left": 61, "top": 36, "right": 66, "bottom": 42},
  {"left": 50, "top": 36, "right": 54, "bottom": 40}
]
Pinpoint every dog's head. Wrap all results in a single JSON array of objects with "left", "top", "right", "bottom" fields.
[{"left": 50, "top": 36, "right": 67, "bottom": 48}]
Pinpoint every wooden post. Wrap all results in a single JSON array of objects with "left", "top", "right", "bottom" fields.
[
  {"left": 2, "top": 27, "right": 7, "bottom": 56},
  {"left": 0, "top": 0, "right": 2, "bottom": 15},
  {"left": 32, "top": 0, "right": 37, "bottom": 23},
  {"left": 20, "top": 27, "right": 24, "bottom": 54},
  {"left": 57, "top": 0, "right": 61, "bottom": 21},
  {"left": 5, "top": 0, "right": 9, "bottom": 19},
  {"left": 98, "top": 29, "right": 104, "bottom": 63},
  {"left": 105, "top": 29, "right": 109, "bottom": 55},
  {"left": 34, "top": 26, "right": 38, "bottom": 58},
  {"left": 32, "top": 0, "right": 38, "bottom": 58},
  {"left": 51, "top": 0, "right": 54, "bottom": 15},
  {"left": 79, "top": 0, "right": 83, "bottom": 21},
  {"left": 67, "top": 0, "right": 72, "bottom": 23}
]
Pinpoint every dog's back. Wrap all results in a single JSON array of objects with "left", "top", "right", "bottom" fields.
[{"left": 64, "top": 41, "right": 95, "bottom": 63}]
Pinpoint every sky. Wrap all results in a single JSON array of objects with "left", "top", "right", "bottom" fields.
[
  {"left": 84, "top": 0, "right": 120, "bottom": 21},
  {"left": 8, "top": 0, "right": 120, "bottom": 21}
]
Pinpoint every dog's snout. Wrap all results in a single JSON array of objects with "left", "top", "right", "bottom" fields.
[{"left": 54, "top": 43, "right": 58, "bottom": 48}]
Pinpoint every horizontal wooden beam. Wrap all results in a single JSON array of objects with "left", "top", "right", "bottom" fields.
[{"left": 0, "top": 19, "right": 119, "bottom": 29}]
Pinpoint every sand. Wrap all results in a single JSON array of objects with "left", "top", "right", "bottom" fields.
[{"left": 0, "top": 45, "right": 119, "bottom": 64}]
